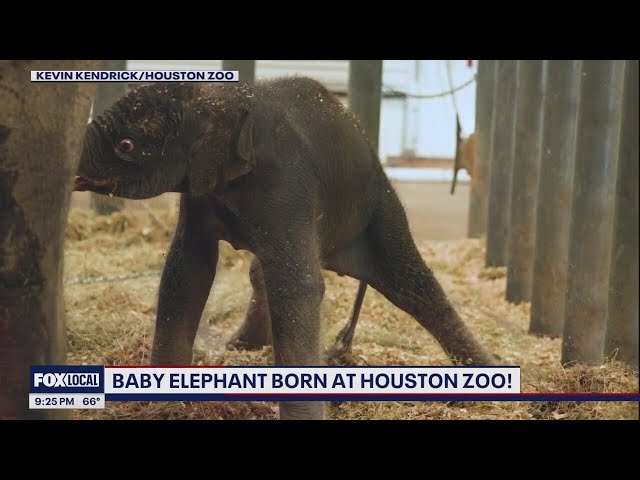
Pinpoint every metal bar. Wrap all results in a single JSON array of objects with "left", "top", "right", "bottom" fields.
[
  {"left": 605, "top": 60, "right": 639, "bottom": 368},
  {"left": 506, "top": 61, "right": 545, "bottom": 303},
  {"left": 348, "top": 60, "right": 383, "bottom": 150},
  {"left": 486, "top": 60, "right": 518, "bottom": 267},
  {"left": 345, "top": 60, "right": 384, "bottom": 341},
  {"left": 467, "top": 60, "right": 496, "bottom": 238},
  {"left": 222, "top": 60, "right": 256, "bottom": 86},
  {"left": 530, "top": 60, "right": 582, "bottom": 337},
  {"left": 90, "top": 60, "right": 128, "bottom": 215},
  {"left": 93, "top": 60, "right": 128, "bottom": 115},
  {"left": 561, "top": 60, "right": 625, "bottom": 365}
]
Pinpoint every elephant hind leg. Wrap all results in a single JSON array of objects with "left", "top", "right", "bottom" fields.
[
  {"left": 326, "top": 187, "right": 495, "bottom": 366},
  {"left": 366, "top": 188, "right": 495, "bottom": 365},
  {"left": 227, "top": 256, "right": 273, "bottom": 350}
]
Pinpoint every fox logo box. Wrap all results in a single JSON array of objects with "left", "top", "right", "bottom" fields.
[{"left": 30, "top": 366, "right": 104, "bottom": 394}]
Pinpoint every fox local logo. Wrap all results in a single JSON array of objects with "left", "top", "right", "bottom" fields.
[
  {"left": 34, "top": 372, "right": 100, "bottom": 387},
  {"left": 30, "top": 366, "right": 104, "bottom": 392}
]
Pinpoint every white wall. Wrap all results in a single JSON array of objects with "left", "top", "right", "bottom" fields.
[
  {"left": 379, "top": 97, "right": 406, "bottom": 162},
  {"left": 395, "top": 60, "right": 476, "bottom": 160},
  {"left": 128, "top": 60, "right": 477, "bottom": 163}
]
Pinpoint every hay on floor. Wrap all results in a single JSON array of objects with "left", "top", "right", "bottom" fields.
[{"left": 64, "top": 209, "right": 639, "bottom": 420}]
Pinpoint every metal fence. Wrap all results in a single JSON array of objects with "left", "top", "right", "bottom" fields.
[{"left": 470, "top": 60, "right": 638, "bottom": 368}]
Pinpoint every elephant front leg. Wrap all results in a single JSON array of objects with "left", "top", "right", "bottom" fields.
[
  {"left": 259, "top": 247, "right": 326, "bottom": 420},
  {"left": 151, "top": 204, "right": 218, "bottom": 365},
  {"left": 227, "top": 257, "right": 272, "bottom": 350}
]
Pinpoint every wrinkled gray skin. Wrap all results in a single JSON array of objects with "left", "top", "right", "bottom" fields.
[{"left": 76, "top": 78, "right": 495, "bottom": 420}]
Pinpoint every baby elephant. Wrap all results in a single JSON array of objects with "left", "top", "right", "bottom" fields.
[{"left": 75, "top": 78, "right": 494, "bottom": 420}]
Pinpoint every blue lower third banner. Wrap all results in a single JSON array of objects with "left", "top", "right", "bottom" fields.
[
  {"left": 30, "top": 365, "right": 105, "bottom": 409},
  {"left": 28, "top": 365, "right": 640, "bottom": 409}
]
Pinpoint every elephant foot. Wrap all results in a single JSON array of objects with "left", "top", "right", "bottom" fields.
[
  {"left": 226, "top": 328, "right": 271, "bottom": 351},
  {"left": 325, "top": 339, "right": 357, "bottom": 366},
  {"left": 325, "top": 318, "right": 357, "bottom": 364}
]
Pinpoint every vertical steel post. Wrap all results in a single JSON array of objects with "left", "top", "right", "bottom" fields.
[
  {"left": 90, "top": 59, "right": 128, "bottom": 215},
  {"left": 348, "top": 60, "right": 383, "bottom": 150},
  {"left": 506, "top": 60, "right": 545, "bottom": 303},
  {"left": 605, "top": 60, "right": 639, "bottom": 368},
  {"left": 222, "top": 60, "right": 256, "bottom": 86},
  {"left": 561, "top": 60, "right": 625, "bottom": 365},
  {"left": 530, "top": 60, "right": 582, "bottom": 337},
  {"left": 486, "top": 60, "right": 518, "bottom": 267},
  {"left": 467, "top": 60, "right": 496, "bottom": 238}
]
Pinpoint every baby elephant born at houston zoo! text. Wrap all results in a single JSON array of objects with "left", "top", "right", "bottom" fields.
[{"left": 74, "top": 77, "right": 497, "bottom": 420}]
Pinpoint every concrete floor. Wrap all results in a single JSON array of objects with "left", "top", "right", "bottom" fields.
[
  {"left": 71, "top": 181, "right": 471, "bottom": 242},
  {"left": 391, "top": 181, "right": 470, "bottom": 241}
]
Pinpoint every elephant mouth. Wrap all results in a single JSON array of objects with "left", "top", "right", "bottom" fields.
[{"left": 73, "top": 175, "right": 119, "bottom": 193}]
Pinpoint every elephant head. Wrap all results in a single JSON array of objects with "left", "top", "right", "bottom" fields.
[{"left": 75, "top": 82, "right": 255, "bottom": 199}]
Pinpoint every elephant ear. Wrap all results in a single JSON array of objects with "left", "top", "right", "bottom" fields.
[
  {"left": 224, "top": 108, "right": 255, "bottom": 182},
  {"left": 188, "top": 108, "right": 256, "bottom": 196}
]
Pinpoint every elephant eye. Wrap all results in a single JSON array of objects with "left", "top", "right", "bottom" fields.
[{"left": 117, "top": 138, "right": 135, "bottom": 153}]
